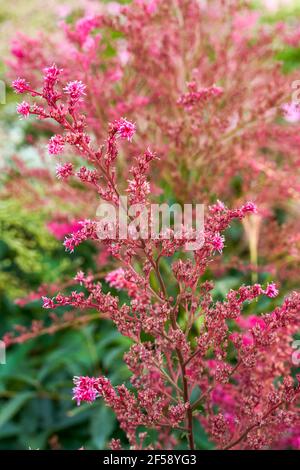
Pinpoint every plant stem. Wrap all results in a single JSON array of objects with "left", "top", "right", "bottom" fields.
[{"left": 170, "top": 309, "right": 195, "bottom": 450}]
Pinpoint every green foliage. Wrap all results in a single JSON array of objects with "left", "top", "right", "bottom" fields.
[
  {"left": 0, "top": 198, "right": 71, "bottom": 298},
  {"left": 277, "top": 47, "right": 300, "bottom": 73},
  {"left": 0, "top": 321, "right": 132, "bottom": 449},
  {"left": 0, "top": 197, "right": 130, "bottom": 449}
]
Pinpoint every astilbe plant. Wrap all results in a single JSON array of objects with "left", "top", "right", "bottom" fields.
[
  {"left": 6, "top": 62, "right": 300, "bottom": 450},
  {"left": 7, "top": 0, "right": 300, "bottom": 283}
]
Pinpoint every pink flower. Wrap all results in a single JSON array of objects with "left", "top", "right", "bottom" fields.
[
  {"left": 48, "top": 135, "right": 65, "bottom": 155},
  {"left": 9, "top": 12, "right": 300, "bottom": 447},
  {"left": 74, "top": 271, "right": 85, "bottom": 284},
  {"left": 105, "top": 268, "right": 127, "bottom": 290},
  {"left": 64, "top": 80, "right": 86, "bottom": 102},
  {"left": 168, "top": 403, "right": 188, "bottom": 426},
  {"left": 12, "top": 78, "right": 29, "bottom": 94},
  {"left": 63, "top": 220, "right": 98, "bottom": 252},
  {"left": 16, "top": 101, "right": 30, "bottom": 118},
  {"left": 232, "top": 12, "right": 259, "bottom": 44},
  {"left": 242, "top": 334, "right": 254, "bottom": 347},
  {"left": 136, "top": 0, "right": 159, "bottom": 15},
  {"left": 248, "top": 316, "right": 267, "bottom": 329},
  {"left": 210, "top": 200, "right": 226, "bottom": 213},
  {"left": 212, "top": 386, "right": 236, "bottom": 409},
  {"left": 233, "top": 12, "right": 259, "bottom": 31},
  {"left": 73, "top": 16, "right": 100, "bottom": 46},
  {"left": 118, "top": 47, "right": 130, "bottom": 66},
  {"left": 211, "top": 233, "right": 225, "bottom": 253},
  {"left": 47, "top": 220, "right": 81, "bottom": 240},
  {"left": 178, "top": 83, "right": 223, "bottom": 109},
  {"left": 282, "top": 102, "right": 300, "bottom": 123},
  {"left": 42, "top": 296, "right": 55, "bottom": 309},
  {"left": 242, "top": 202, "right": 257, "bottom": 214},
  {"left": 43, "top": 64, "right": 62, "bottom": 82},
  {"left": 72, "top": 376, "right": 101, "bottom": 405},
  {"left": 56, "top": 162, "right": 73, "bottom": 180},
  {"left": 115, "top": 118, "right": 136, "bottom": 141},
  {"left": 11, "top": 39, "right": 25, "bottom": 59},
  {"left": 109, "top": 438, "right": 122, "bottom": 450},
  {"left": 264, "top": 282, "right": 279, "bottom": 298},
  {"left": 105, "top": 268, "right": 138, "bottom": 297},
  {"left": 107, "top": 67, "right": 123, "bottom": 83}
]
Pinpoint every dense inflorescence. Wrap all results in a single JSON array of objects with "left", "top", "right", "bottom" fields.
[
  {"left": 6, "top": 0, "right": 300, "bottom": 287},
  {"left": 7, "top": 52, "right": 300, "bottom": 450}
]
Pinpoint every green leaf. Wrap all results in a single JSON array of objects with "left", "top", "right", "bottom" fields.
[
  {"left": 90, "top": 405, "right": 115, "bottom": 449},
  {"left": 0, "top": 392, "right": 34, "bottom": 428}
]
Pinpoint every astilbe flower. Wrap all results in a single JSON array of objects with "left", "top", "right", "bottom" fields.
[
  {"left": 114, "top": 117, "right": 136, "bottom": 141},
  {"left": 12, "top": 77, "right": 29, "bottom": 93},
  {"left": 16, "top": 101, "right": 30, "bottom": 118},
  {"left": 6, "top": 0, "right": 300, "bottom": 283},
  {"left": 282, "top": 102, "right": 300, "bottom": 123},
  {"left": 264, "top": 282, "right": 279, "bottom": 298},
  {"left": 63, "top": 80, "right": 86, "bottom": 102},
  {"left": 73, "top": 376, "right": 102, "bottom": 405},
  {"left": 8, "top": 66, "right": 300, "bottom": 450},
  {"left": 105, "top": 268, "right": 138, "bottom": 298},
  {"left": 48, "top": 135, "right": 65, "bottom": 155},
  {"left": 55, "top": 162, "right": 73, "bottom": 180}
]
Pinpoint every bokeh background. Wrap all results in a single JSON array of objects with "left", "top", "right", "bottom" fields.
[{"left": 0, "top": 0, "right": 299, "bottom": 450}]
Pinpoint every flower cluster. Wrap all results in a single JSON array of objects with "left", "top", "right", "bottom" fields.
[
  {"left": 8, "top": 0, "right": 300, "bottom": 283},
  {"left": 4, "top": 0, "right": 300, "bottom": 451}
]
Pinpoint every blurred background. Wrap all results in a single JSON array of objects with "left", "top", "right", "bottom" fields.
[{"left": 0, "top": 0, "right": 299, "bottom": 450}]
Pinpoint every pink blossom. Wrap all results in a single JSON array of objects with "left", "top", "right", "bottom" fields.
[
  {"left": 48, "top": 135, "right": 65, "bottom": 155},
  {"left": 72, "top": 376, "right": 101, "bottom": 405},
  {"left": 232, "top": 12, "right": 259, "bottom": 44},
  {"left": 63, "top": 220, "right": 98, "bottom": 252},
  {"left": 105, "top": 268, "right": 139, "bottom": 298},
  {"left": 242, "top": 202, "right": 257, "bottom": 214},
  {"left": 233, "top": 12, "right": 259, "bottom": 30},
  {"left": 106, "top": 3, "right": 122, "bottom": 16},
  {"left": 105, "top": 268, "right": 127, "bottom": 290},
  {"left": 178, "top": 83, "right": 223, "bottom": 109},
  {"left": 55, "top": 162, "right": 73, "bottom": 180},
  {"left": 212, "top": 386, "right": 236, "bottom": 410},
  {"left": 74, "top": 271, "right": 85, "bottom": 285},
  {"left": 12, "top": 78, "right": 29, "bottom": 94},
  {"left": 43, "top": 64, "right": 63, "bottom": 104},
  {"left": 282, "top": 102, "right": 300, "bottom": 124},
  {"left": 237, "top": 315, "right": 267, "bottom": 330},
  {"left": 7, "top": 3, "right": 300, "bottom": 449},
  {"left": 211, "top": 233, "right": 225, "bottom": 253},
  {"left": 210, "top": 200, "right": 226, "bottom": 213},
  {"left": 242, "top": 334, "right": 254, "bottom": 347},
  {"left": 118, "top": 46, "right": 130, "bottom": 66},
  {"left": 284, "top": 25, "right": 300, "bottom": 47},
  {"left": 74, "top": 16, "right": 100, "bottom": 47},
  {"left": 16, "top": 101, "right": 30, "bottom": 118},
  {"left": 64, "top": 80, "right": 86, "bottom": 102},
  {"left": 42, "top": 296, "right": 55, "bottom": 309},
  {"left": 136, "top": 0, "right": 159, "bottom": 15},
  {"left": 47, "top": 220, "right": 81, "bottom": 240},
  {"left": 115, "top": 117, "right": 136, "bottom": 141},
  {"left": 264, "top": 282, "right": 279, "bottom": 298},
  {"left": 11, "top": 39, "right": 25, "bottom": 59},
  {"left": 43, "top": 63, "right": 62, "bottom": 82},
  {"left": 168, "top": 403, "right": 189, "bottom": 426},
  {"left": 106, "top": 68, "right": 123, "bottom": 83},
  {"left": 76, "top": 166, "right": 99, "bottom": 184},
  {"left": 109, "top": 438, "right": 122, "bottom": 450}
]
